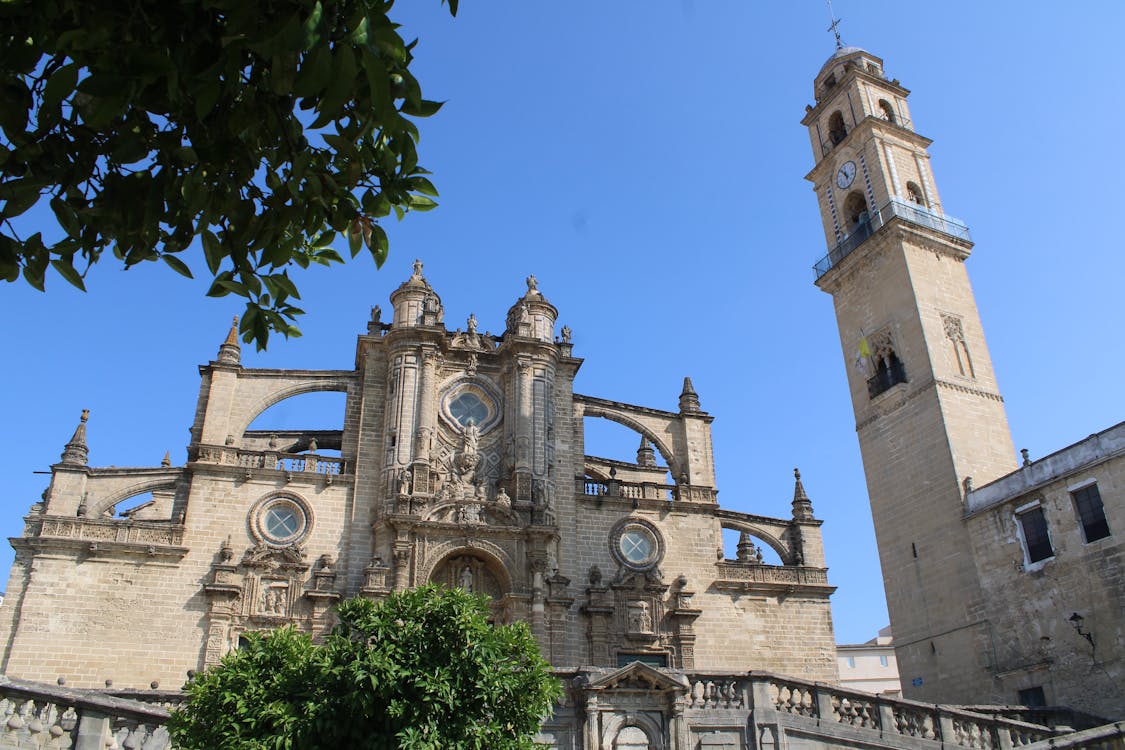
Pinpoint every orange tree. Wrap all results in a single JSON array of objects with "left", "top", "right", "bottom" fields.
[
  {"left": 0, "top": 0, "right": 456, "bottom": 348},
  {"left": 168, "top": 585, "right": 562, "bottom": 749}
]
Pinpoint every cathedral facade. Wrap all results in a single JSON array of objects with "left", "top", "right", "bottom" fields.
[{"left": 0, "top": 263, "right": 839, "bottom": 747}]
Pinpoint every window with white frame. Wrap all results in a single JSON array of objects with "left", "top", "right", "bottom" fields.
[{"left": 1016, "top": 503, "right": 1053, "bottom": 564}]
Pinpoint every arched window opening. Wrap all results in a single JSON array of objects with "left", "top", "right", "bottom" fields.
[
  {"left": 583, "top": 417, "right": 673, "bottom": 492},
  {"left": 906, "top": 181, "right": 925, "bottom": 206},
  {"left": 244, "top": 391, "right": 346, "bottom": 457},
  {"left": 113, "top": 492, "right": 155, "bottom": 519},
  {"left": 828, "top": 111, "right": 847, "bottom": 146},
  {"left": 867, "top": 345, "right": 907, "bottom": 398},
  {"left": 615, "top": 726, "right": 651, "bottom": 750},
  {"left": 878, "top": 99, "right": 897, "bottom": 123},
  {"left": 844, "top": 191, "right": 869, "bottom": 230},
  {"left": 720, "top": 528, "right": 783, "bottom": 565},
  {"left": 431, "top": 552, "right": 510, "bottom": 623}
]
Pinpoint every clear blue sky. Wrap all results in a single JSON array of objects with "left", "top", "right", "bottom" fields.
[{"left": 1, "top": 3, "right": 1122, "bottom": 646}]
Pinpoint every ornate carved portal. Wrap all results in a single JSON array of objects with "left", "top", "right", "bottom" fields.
[{"left": 201, "top": 542, "right": 339, "bottom": 666}]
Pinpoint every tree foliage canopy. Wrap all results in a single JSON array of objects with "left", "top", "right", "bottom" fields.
[
  {"left": 168, "top": 586, "right": 562, "bottom": 750},
  {"left": 0, "top": 0, "right": 456, "bottom": 348}
]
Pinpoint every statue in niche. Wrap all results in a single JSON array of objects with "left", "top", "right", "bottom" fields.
[
  {"left": 495, "top": 487, "right": 511, "bottom": 508},
  {"left": 397, "top": 468, "right": 412, "bottom": 496},
  {"left": 260, "top": 586, "right": 286, "bottom": 615},
  {"left": 460, "top": 565, "right": 474, "bottom": 592},
  {"left": 627, "top": 601, "right": 652, "bottom": 633},
  {"left": 458, "top": 503, "right": 482, "bottom": 524}
]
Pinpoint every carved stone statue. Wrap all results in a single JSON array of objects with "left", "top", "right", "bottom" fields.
[
  {"left": 467, "top": 313, "right": 477, "bottom": 334},
  {"left": 526, "top": 274, "right": 538, "bottom": 293},
  {"left": 495, "top": 487, "right": 511, "bottom": 508},
  {"left": 561, "top": 325, "right": 572, "bottom": 343},
  {"left": 370, "top": 305, "right": 382, "bottom": 324},
  {"left": 411, "top": 259, "right": 424, "bottom": 280},
  {"left": 397, "top": 468, "right": 412, "bottom": 496},
  {"left": 460, "top": 565, "right": 474, "bottom": 592},
  {"left": 627, "top": 601, "right": 652, "bottom": 633}
]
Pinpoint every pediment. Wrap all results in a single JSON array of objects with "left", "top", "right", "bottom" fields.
[{"left": 588, "top": 661, "right": 687, "bottom": 694}]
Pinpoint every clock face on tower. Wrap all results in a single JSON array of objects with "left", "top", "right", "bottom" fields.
[{"left": 836, "top": 161, "right": 857, "bottom": 189}]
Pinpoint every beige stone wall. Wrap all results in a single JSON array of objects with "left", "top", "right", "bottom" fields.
[{"left": 964, "top": 442, "right": 1125, "bottom": 719}]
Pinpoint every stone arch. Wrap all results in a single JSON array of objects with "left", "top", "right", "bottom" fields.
[
  {"left": 578, "top": 402, "right": 679, "bottom": 478},
  {"left": 416, "top": 538, "right": 517, "bottom": 593},
  {"left": 719, "top": 521, "right": 792, "bottom": 565},
  {"left": 90, "top": 475, "right": 181, "bottom": 517},
  {"left": 844, "top": 190, "right": 868, "bottom": 229},
  {"left": 233, "top": 376, "right": 354, "bottom": 441},
  {"left": 601, "top": 712, "right": 666, "bottom": 750}
]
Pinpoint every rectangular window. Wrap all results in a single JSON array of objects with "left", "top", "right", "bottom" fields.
[
  {"left": 1017, "top": 506, "right": 1054, "bottom": 563},
  {"left": 879, "top": 655, "right": 889, "bottom": 667},
  {"left": 846, "top": 656, "right": 855, "bottom": 668},
  {"left": 616, "top": 652, "right": 667, "bottom": 668},
  {"left": 1018, "top": 686, "right": 1046, "bottom": 708},
  {"left": 1072, "top": 484, "right": 1111, "bottom": 543}
]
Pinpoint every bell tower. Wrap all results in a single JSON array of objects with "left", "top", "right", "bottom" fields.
[{"left": 804, "top": 45, "right": 1018, "bottom": 702}]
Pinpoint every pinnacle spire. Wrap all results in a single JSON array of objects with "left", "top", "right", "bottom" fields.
[
  {"left": 636, "top": 435, "right": 656, "bottom": 467},
  {"left": 217, "top": 316, "right": 241, "bottom": 365},
  {"left": 678, "top": 377, "right": 701, "bottom": 413},
  {"left": 60, "top": 409, "right": 90, "bottom": 466},
  {"left": 791, "top": 468, "right": 815, "bottom": 521},
  {"left": 161, "top": 451, "right": 171, "bottom": 467}
]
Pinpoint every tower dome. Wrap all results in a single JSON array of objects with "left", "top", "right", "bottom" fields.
[{"left": 389, "top": 259, "right": 444, "bottom": 328}]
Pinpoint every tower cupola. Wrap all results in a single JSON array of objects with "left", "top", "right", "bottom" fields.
[
  {"left": 504, "top": 274, "right": 557, "bottom": 342},
  {"left": 389, "top": 259, "right": 444, "bottom": 328}
]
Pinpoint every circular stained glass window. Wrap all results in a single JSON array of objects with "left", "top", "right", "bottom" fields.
[
  {"left": 252, "top": 496, "right": 311, "bottom": 546},
  {"left": 611, "top": 519, "right": 663, "bottom": 571},
  {"left": 449, "top": 392, "right": 488, "bottom": 427}
]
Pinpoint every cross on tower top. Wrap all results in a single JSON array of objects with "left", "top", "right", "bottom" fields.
[{"left": 826, "top": 0, "right": 844, "bottom": 50}]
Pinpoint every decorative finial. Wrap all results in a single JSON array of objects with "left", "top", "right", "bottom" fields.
[
  {"left": 217, "top": 316, "right": 241, "bottom": 365},
  {"left": 161, "top": 451, "right": 171, "bottom": 467},
  {"left": 636, "top": 436, "right": 656, "bottom": 467},
  {"left": 826, "top": 0, "right": 844, "bottom": 50},
  {"left": 60, "top": 409, "right": 90, "bottom": 466},
  {"left": 678, "top": 377, "right": 701, "bottom": 413},
  {"left": 792, "top": 468, "right": 815, "bottom": 521}
]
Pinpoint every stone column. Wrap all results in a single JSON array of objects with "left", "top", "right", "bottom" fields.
[
  {"left": 583, "top": 695, "right": 600, "bottom": 750},
  {"left": 514, "top": 357, "right": 533, "bottom": 502},
  {"left": 415, "top": 347, "right": 437, "bottom": 462}
]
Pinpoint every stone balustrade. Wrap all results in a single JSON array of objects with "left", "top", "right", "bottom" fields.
[
  {"left": 577, "top": 478, "right": 716, "bottom": 504},
  {"left": 0, "top": 670, "right": 1116, "bottom": 750},
  {"left": 713, "top": 563, "right": 831, "bottom": 587},
  {"left": 0, "top": 676, "right": 171, "bottom": 750},
  {"left": 748, "top": 672, "right": 1063, "bottom": 750},
  {"left": 196, "top": 445, "right": 346, "bottom": 475}
]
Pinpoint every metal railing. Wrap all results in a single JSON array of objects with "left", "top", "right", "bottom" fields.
[{"left": 814, "top": 197, "right": 971, "bottom": 280}]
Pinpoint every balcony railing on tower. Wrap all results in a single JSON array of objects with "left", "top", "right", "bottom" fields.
[{"left": 814, "top": 197, "right": 970, "bottom": 280}]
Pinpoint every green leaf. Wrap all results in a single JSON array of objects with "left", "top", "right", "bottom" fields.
[
  {"left": 43, "top": 63, "right": 79, "bottom": 112},
  {"left": 49, "top": 197, "right": 80, "bottom": 236},
  {"left": 400, "top": 99, "right": 444, "bottom": 118},
  {"left": 50, "top": 258, "right": 87, "bottom": 291},
  {"left": 367, "top": 224, "right": 389, "bottom": 268},
  {"left": 409, "top": 177, "right": 439, "bottom": 198},
  {"left": 347, "top": 222, "right": 363, "bottom": 256},
  {"left": 201, "top": 231, "right": 223, "bottom": 275},
  {"left": 162, "top": 254, "right": 194, "bottom": 278},
  {"left": 408, "top": 195, "right": 438, "bottom": 212}
]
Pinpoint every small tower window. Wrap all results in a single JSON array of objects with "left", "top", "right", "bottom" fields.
[
  {"left": 828, "top": 111, "right": 847, "bottom": 146},
  {"left": 906, "top": 181, "right": 926, "bottom": 206},
  {"left": 878, "top": 99, "right": 897, "bottom": 124},
  {"left": 1016, "top": 505, "right": 1054, "bottom": 564},
  {"left": 865, "top": 332, "right": 907, "bottom": 398},
  {"left": 844, "top": 191, "right": 869, "bottom": 230}
]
